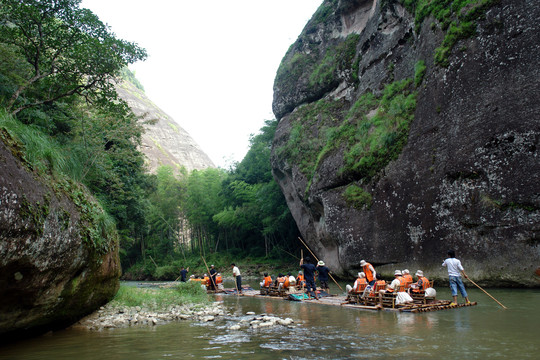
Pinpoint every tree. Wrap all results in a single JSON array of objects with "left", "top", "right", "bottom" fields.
[{"left": 0, "top": 0, "right": 147, "bottom": 114}]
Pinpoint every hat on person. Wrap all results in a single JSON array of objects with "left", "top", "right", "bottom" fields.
[
  {"left": 211, "top": 264, "right": 215, "bottom": 267},
  {"left": 360, "top": 260, "right": 367, "bottom": 266},
  {"left": 394, "top": 270, "right": 402, "bottom": 276},
  {"left": 402, "top": 269, "right": 410, "bottom": 274},
  {"left": 298, "top": 270, "right": 303, "bottom": 274},
  {"left": 415, "top": 270, "right": 423, "bottom": 277},
  {"left": 358, "top": 272, "right": 366, "bottom": 278},
  {"left": 190, "top": 275, "right": 195, "bottom": 278},
  {"left": 318, "top": 260, "right": 325, "bottom": 266}
]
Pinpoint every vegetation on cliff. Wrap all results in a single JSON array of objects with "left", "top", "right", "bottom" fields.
[{"left": 401, "top": 0, "right": 501, "bottom": 66}]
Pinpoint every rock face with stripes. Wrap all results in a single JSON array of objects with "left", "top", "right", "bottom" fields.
[
  {"left": 271, "top": 0, "right": 540, "bottom": 286},
  {"left": 116, "top": 80, "right": 215, "bottom": 174}
]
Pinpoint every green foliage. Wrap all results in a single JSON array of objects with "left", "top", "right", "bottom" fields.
[
  {"left": 309, "top": 34, "right": 360, "bottom": 88},
  {"left": 120, "top": 67, "right": 145, "bottom": 92},
  {"left": 343, "top": 79, "right": 416, "bottom": 178},
  {"left": 278, "top": 76, "right": 417, "bottom": 193},
  {"left": 434, "top": 20, "right": 476, "bottom": 66},
  {"left": 111, "top": 283, "right": 209, "bottom": 308},
  {"left": 0, "top": 0, "right": 151, "bottom": 260},
  {"left": 275, "top": 51, "right": 315, "bottom": 94},
  {"left": 0, "top": 109, "right": 118, "bottom": 254},
  {"left": 0, "top": 0, "right": 147, "bottom": 114},
  {"left": 401, "top": 0, "right": 500, "bottom": 66},
  {"left": 414, "top": 60, "right": 427, "bottom": 87},
  {"left": 278, "top": 98, "right": 348, "bottom": 177},
  {"left": 310, "top": 0, "right": 337, "bottom": 26},
  {"left": 343, "top": 185, "right": 373, "bottom": 210}
]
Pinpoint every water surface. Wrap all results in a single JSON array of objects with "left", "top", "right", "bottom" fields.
[{"left": 1, "top": 285, "right": 538, "bottom": 359}]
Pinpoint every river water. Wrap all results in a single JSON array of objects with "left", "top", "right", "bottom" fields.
[{"left": 1, "top": 283, "right": 539, "bottom": 359}]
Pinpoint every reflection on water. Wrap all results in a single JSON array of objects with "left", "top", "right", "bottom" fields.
[{"left": 1, "top": 287, "right": 539, "bottom": 359}]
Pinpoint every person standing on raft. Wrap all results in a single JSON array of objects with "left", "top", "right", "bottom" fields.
[
  {"left": 231, "top": 263, "right": 242, "bottom": 294},
  {"left": 360, "top": 260, "right": 377, "bottom": 286},
  {"left": 316, "top": 260, "right": 330, "bottom": 291},
  {"left": 179, "top": 266, "right": 189, "bottom": 282},
  {"left": 442, "top": 250, "right": 471, "bottom": 305},
  {"left": 300, "top": 256, "right": 319, "bottom": 300},
  {"left": 209, "top": 265, "right": 218, "bottom": 290}
]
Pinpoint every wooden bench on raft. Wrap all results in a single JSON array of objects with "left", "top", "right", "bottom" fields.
[
  {"left": 347, "top": 281, "right": 436, "bottom": 308},
  {"left": 346, "top": 281, "right": 387, "bottom": 306},
  {"left": 260, "top": 285, "right": 288, "bottom": 297},
  {"left": 409, "top": 281, "right": 436, "bottom": 304}
]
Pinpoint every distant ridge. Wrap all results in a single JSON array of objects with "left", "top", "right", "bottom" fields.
[{"left": 115, "top": 80, "right": 215, "bottom": 173}]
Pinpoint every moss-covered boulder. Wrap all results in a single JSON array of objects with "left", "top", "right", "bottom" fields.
[
  {"left": 0, "top": 132, "right": 121, "bottom": 342},
  {"left": 271, "top": 0, "right": 540, "bottom": 286}
]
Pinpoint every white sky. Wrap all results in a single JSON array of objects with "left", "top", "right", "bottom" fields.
[{"left": 80, "top": 0, "right": 322, "bottom": 168}]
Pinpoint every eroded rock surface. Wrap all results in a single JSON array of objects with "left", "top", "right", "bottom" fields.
[
  {"left": 0, "top": 135, "right": 121, "bottom": 341},
  {"left": 271, "top": 0, "right": 540, "bottom": 285}
]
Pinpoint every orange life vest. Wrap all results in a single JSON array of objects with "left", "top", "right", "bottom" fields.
[
  {"left": 353, "top": 277, "right": 367, "bottom": 293},
  {"left": 363, "top": 262, "right": 375, "bottom": 282},
  {"left": 386, "top": 276, "right": 405, "bottom": 293},
  {"left": 420, "top": 276, "right": 430, "bottom": 290},
  {"left": 216, "top": 275, "right": 223, "bottom": 284},
  {"left": 297, "top": 274, "right": 305, "bottom": 283},
  {"left": 370, "top": 279, "right": 386, "bottom": 294},
  {"left": 413, "top": 276, "right": 430, "bottom": 292},
  {"left": 263, "top": 276, "right": 272, "bottom": 287},
  {"left": 402, "top": 274, "right": 413, "bottom": 287},
  {"left": 284, "top": 277, "right": 290, "bottom": 288},
  {"left": 277, "top": 276, "right": 286, "bottom": 284},
  {"left": 203, "top": 276, "right": 210, "bottom": 286}
]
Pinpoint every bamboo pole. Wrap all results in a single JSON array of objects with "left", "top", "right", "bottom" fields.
[
  {"left": 466, "top": 277, "right": 507, "bottom": 309},
  {"left": 298, "top": 237, "right": 344, "bottom": 291},
  {"left": 201, "top": 255, "right": 212, "bottom": 290},
  {"left": 300, "top": 249, "right": 304, "bottom": 301}
]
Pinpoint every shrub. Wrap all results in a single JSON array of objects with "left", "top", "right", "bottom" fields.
[{"left": 343, "top": 185, "right": 373, "bottom": 210}]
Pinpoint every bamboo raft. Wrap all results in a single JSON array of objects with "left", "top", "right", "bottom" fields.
[{"left": 226, "top": 286, "right": 477, "bottom": 313}]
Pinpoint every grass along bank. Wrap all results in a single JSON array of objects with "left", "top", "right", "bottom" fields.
[
  {"left": 112, "top": 282, "right": 211, "bottom": 309},
  {"left": 73, "top": 282, "right": 221, "bottom": 331}
]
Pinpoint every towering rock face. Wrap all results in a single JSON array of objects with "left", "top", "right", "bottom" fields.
[
  {"left": 116, "top": 81, "right": 215, "bottom": 173},
  {"left": 0, "top": 132, "right": 121, "bottom": 341},
  {"left": 271, "top": 0, "right": 540, "bottom": 286}
]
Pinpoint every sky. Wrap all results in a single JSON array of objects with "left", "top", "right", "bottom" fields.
[{"left": 80, "top": 0, "right": 323, "bottom": 168}]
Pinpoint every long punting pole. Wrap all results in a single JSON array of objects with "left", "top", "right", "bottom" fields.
[
  {"left": 466, "top": 277, "right": 507, "bottom": 309},
  {"left": 298, "top": 237, "right": 344, "bottom": 291}
]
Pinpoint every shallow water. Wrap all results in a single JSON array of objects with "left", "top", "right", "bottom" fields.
[{"left": 1, "top": 284, "right": 539, "bottom": 359}]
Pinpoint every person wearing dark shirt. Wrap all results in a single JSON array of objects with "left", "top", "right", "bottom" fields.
[
  {"left": 180, "top": 267, "right": 189, "bottom": 282},
  {"left": 316, "top": 261, "right": 330, "bottom": 291},
  {"left": 300, "top": 256, "right": 319, "bottom": 300},
  {"left": 209, "top": 265, "right": 217, "bottom": 290}
]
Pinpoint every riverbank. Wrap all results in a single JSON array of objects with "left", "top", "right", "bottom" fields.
[
  {"left": 72, "top": 300, "right": 225, "bottom": 331},
  {"left": 71, "top": 282, "right": 296, "bottom": 331}
]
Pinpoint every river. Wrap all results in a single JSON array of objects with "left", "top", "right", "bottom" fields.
[{"left": 1, "top": 283, "right": 539, "bottom": 359}]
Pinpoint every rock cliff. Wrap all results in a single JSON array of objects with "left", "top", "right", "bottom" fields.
[
  {"left": 0, "top": 131, "right": 121, "bottom": 341},
  {"left": 115, "top": 81, "right": 215, "bottom": 173},
  {"left": 271, "top": 0, "right": 540, "bottom": 286}
]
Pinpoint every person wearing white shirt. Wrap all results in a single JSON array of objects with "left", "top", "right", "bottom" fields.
[
  {"left": 288, "top": 273, "right": 296, "bottom": 287},
  {"left": 442, "top": 250, "right": 471, "bottom": 305},
  {"left": 231, "top": 263, "right": 242, "bottom": 294}
]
